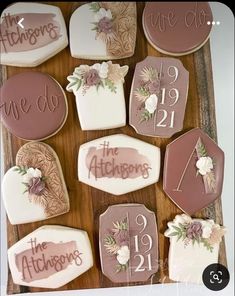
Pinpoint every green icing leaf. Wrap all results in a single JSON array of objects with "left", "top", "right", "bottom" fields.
[
  {"left": 105, "top": 79, "right": 117, "bottom": 93},
  {"left": 201, "top": 238, "right": 214, "bottom": 252},
  {"left": 139, "top": 109, "right": 153, "bottom": 123},
  {"left": 14, "top": 166, "right": 28, "bottom": 175},
  {"left": 197, "top": 141, "right": 207, "bottom": 157},
  {"left": 89, "top": 2, "right": 100, "bottom": 13}
]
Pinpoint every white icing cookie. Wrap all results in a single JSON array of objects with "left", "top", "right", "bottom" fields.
[
  {"left": 66, "top": 61, "right": 128, "bottom": 130},
  {"left": 164, "top": 214, "right": 226, "bottom": 284},
  {"left": 0, "top": 2, "right": 68, "bottom": 67},
  {"left": 69, "top": 2, "right": 137, "bottom": 60},
  {"left": 8, "top": 225, "right": 93, "bottom": 288},
  {"left": 2, "top": 142, "right": 70, "bottom": 225},
  {"left": 78, "top": 134, "right": 161, "bottom": 195}
]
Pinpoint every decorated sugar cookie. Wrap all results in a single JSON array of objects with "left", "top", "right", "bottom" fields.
[
  {"left": 163, "top": 128, "right": 224, "bottom": 215},
  {"left": 0, "top": 2, "right": 68, "bottom": 67},
  {"left": 69, "top": 2, "right": 137, "bottom": 59},
  {"left": 2, "top": 142, "right": 70, "bottom": 224},
  {"left": 99, "top": 204, "right": 158, "bottom": 283},
  {"left": 129, "top": 56, "right": 189, "bottom": 138},
  {"left": 143, "top": 2, "right": 213, "bottom": 56},
  {"left": 66, "top": 62, "right": 128, "bottom": 130},
  {"left": 8, "top": 225, "right": 93, "bottom": 288},
  {"left": 78, "top": 134, "right": 160, "bottom": 195},
  {"left": 0, "top": 72, "right": 68, "bottom": 141},
  {"left": 164, "top": 214, "right": 226, "bottom": 283}
]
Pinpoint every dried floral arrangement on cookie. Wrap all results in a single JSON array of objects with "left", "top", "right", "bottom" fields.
[
  {"left": 164, "top": 214, "right": 226, "bottom": 252},
  {"left": 195, "top": 137, "right": 216, "bottom": 193},
  {"left": 134, "top": 65, "right": 162, "bottom": 124},
  {"left": 14, "top": 166, "right": 46, "bottom": 198},
  {"left": 103, "top": 217, "right": 130, "bottom": 273},
  {"left": 66, "top": 61, "right": 128, "bottom": 94},
  {"left": 89, "top": 2, "right": 136, "bottom": 58}
]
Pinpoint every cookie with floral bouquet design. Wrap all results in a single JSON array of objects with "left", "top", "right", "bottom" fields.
[
  {"left": 69, "top": 2, "right": 137, "bottom": 59},
  {"left": 164, "top": 214, "right": 226, "bottom": 283},
  {"left": 163, "top": 128, "right": 225, "bottom": 215},
  {"left": 66, "top": 61, "right": 128, "bottom": 130},
  {"left": 2, "top": 142, "right": 70, "bottom": 224},
  {"left": 99, "top": 204, "right": 159, "bottom": 283},
  {"left": 129, "top": 56, "right": 189, "bottom": 138}
]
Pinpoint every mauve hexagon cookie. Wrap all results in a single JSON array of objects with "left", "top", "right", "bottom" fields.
[{"left": 163, "top": 128, "right": 224, "bottom": 215}]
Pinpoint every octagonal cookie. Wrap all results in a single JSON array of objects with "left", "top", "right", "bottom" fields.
[
  {"left": 2, "top": 142, "right": 70, "bottom": 224},
  {"left": 0, "top": 2, "right": 68, "bottom": 67},
  {"left": 163, "top": 128, "right": 224, "bottom": 215},
  {"left": 78, "top": 134, "right": 160, "bottom": 195},
  {"left": 8, "top": 225, "right": 93, "bottom": 288},
  {"left": 143, "top": 2, "right": 213, "bottom": 56},
  {"left": 99, "top": 204, "right": 158, "bottom": 283},
  {"left": 0, "top": 72, "right": 68, "bottom": 141},
  {"left": 69, "top": 2, "right": 137, "bottom": 59},
  {"left": 129, "top": 56, "right": 189, "bottom": 138}
]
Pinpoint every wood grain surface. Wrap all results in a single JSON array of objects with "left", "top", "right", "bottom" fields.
[{"left": 0, "top": 2, "right": 227, "bottom": 294}]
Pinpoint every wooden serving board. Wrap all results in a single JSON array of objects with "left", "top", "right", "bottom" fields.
[{"left": 0, "top": 2, "right": 227, "bottom": 294}]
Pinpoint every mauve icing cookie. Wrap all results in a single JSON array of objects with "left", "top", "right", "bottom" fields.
[
  {"left": 129, "top": 56, "right": 189, "bottom": 138},
  {"left": 143, "top": 2, "right": 213, "bottom": 56},
  {"left": 164, "top": 214, "right": 226, "bottom": 283},
  {"left": 0, "top": 2, "right": 68, "bottom": 67},
  {"left": 2, "top": 142, "right": 70, "bottom": 224},
  {"left": 69, "top": 2, "right": 137, "bottom": 59},
  {"left": 99, "top": 204, "right": 158, "bottom": 283},
  {"left": 78, "top": 134, "right": 161, "bottom": 195},
  {"left": 8, "top": 225, "right": 93, "bottom": 288},
  {"left": 163, "top": 128, "right": 225, "bottom": 215},
  {"left": 66, "top": 61, "right": 128, "bottom": 130},
  {"left": 0, "top": 72, "right": 68, "bottom": 141}
]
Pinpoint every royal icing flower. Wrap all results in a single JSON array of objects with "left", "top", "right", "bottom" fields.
[
  {"left": 28, "top": 177, "right": 46, "bottom": 196},
  {"left": 94, "top": 7, "right": 112, "bottom": 22},
  {"left": 84, "top": 69, "right": 101, "bottom": 86},
  {"left": 23, "top": 168, "right": 42, "bottom": 183},
  {"left": 196, "top": 156, "right": 213, "bottom": 175},
  {"left": 186, "top": 221, "right": 203, "bottom": 240},
  {"left": 173, "top": 214, "right": 192, "bottom": 225},
  {"left": 116, "top": 245, "right": 130, "bottom": 265},
  {"left": 145, "top": 94, "right": 158, "bottom": 114},
  {"left": 114, "top": 229, "right": 129, "bottom": 246},
  {"left": 97, "top": 17, "right": 113, "bottom": 34},
  {"left": 92, "top": 62, "right": 109, "bottom": 79},
  {"left": 202, "top": 224, "right": 213, "bottom": 239}
]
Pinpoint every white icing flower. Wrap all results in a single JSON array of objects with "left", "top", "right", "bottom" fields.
[
  {"left": 174, "top": 214, "right": 192, "bottom": 225},
  {"left": 92, "top": 62, "right": 109, "bottom": 79},
  {"left": 23, "top": 168, "right": 42, "bottom": 183},
  {"left": 94, "top": 8, "right": 112, "bottom": 22},
  {"left": 145, "top": 94, "right": 158, "bottom": 114},
  {"left": 116, "top": 245, "right": 130, "bottom": 265},
  {"left": 202, "top": 224, "right": 213, "bottom": 239},
  {"left": 196, "top": 156, "right": 213, "bottom": 175}
]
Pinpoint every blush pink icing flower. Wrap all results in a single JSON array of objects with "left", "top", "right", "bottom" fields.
[
  {"left": 97, "top": 17, "right": 113, "bottom": 34},
  {"left": 84, "top": 69, "right": 101, "bottom": 86},
  {"left": 186, "top": 221, "right": 203, "bottom": 239},
  {"left": 28, "top": 177, "right": 46, "bottom": 196},
  {"left": 147, "top": 81, "right": 160, "bottom": 94}
]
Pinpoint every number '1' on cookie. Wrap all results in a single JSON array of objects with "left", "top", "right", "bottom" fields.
[
  {"left": 99, "top": 204, "right": 159, "bottom": 283},
  {"left": 129, "top": 56, "right": 189, "bottom": 138}
]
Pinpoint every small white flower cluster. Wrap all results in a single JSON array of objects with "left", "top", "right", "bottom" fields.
[
  {"left": 145, "top": 94, "right": 158, "bottom": 114},
  {"left": 23, "top": 168, "right": 42, "bottom": 183},
  {"left": 94, "top": 7, "right": 112, "bottom": 22},
  {"left": 116, "top": 245, "right": 130, "bottom": 265},
  {"left": 196, "top": 156, "right": 213, "bottom": 175}
]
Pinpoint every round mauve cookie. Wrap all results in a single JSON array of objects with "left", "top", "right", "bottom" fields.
[
  {"left": 0, "top": 72, "right": 68, "bottom": 141},
  {"left": 142, "top": 2, "right": 213, "bottom": 56}
]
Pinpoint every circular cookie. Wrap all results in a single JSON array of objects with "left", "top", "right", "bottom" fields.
[
  {"left": 0, "top": 72, "right": 68, "bottom": 141},
  {"left": 143, "top": 2, "right": 213, "bottom": 56}
]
